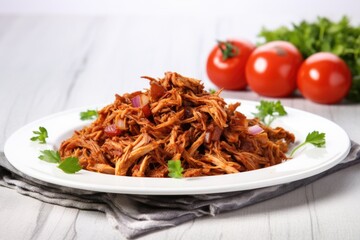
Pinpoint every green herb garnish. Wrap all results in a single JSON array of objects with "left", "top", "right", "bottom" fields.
[
  {"left": 209, "top": 88, "right": 217, "bottom": 94},
  {"left": 30, "top": 126, "right": 48, "bottom": 144},
  {"left": 80, "top": 109, "right": 98, "bottom": 120},
  {"left": 253, "top": 100, "right": 287, "bottom": 126},
  {"left": 58, "top": 157, "right": 82, "bottom": 174},
  {"left": 39, "top": 150, "right": 81, "bottom": 174},
  {"left": 258, "top": 16, "right": 360, "bottom": 102},
  {"left": 39, "top": 150, "right": 61, "bottom": 163},
  {"left": 168, "top": 159, "right": 184, "bottom": 178},
  {"left": 290, "top": 131, "right": 326, "bottom": 157}
]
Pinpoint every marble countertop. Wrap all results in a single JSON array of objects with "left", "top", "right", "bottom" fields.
[{"left": 1, "top": 13, "right": 360, "bottom": 239}]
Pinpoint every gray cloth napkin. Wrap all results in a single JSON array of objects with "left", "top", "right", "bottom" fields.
[{"left": 1, "top": 141, "right": 360, "bottom": 239}]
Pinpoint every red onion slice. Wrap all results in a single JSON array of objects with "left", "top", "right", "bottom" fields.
[
  {"left": 205, "top": 131, "right": 211, "bottom": 144},
  {"left": 131, "top": 94, "right": 152, "bottom": 117},
  {"left": 131, "top": 95, "right": 141, "bottom": 108},
  {"left": 104, "top": 124, "right": 122, "bottom": 137},
  {"left": 248, "top": 124, "right": 264, "bottom": 135},
  {"left": 116, "top": 119, "right": 127, "bottom": 130},
  {"left": 140, "top": 94, "right": 150, "bottom": 105}
]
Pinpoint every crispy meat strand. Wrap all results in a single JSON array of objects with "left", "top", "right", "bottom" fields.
[{"left": 59, "top": 72, "right": 295, "bottom": 177}]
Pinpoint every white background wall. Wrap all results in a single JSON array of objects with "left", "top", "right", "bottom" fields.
[
  {"left": 0, "top": 0, "right": 359, "bottom": 17},
  {"left": 0, "top": 0, "right": 359, "bottom": 43}
]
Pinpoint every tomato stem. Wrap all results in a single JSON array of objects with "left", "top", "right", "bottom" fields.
[{"left": 217, "top": 40, "right": 239, "bottom": 61}]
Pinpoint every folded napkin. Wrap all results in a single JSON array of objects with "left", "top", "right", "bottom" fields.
[{"left": 1, "top": 141, "right": 360, "bottom": 239}]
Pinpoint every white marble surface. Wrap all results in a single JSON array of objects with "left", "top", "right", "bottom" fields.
[{"left": 1, "top": 10, "right": 360, "bottom": 240}]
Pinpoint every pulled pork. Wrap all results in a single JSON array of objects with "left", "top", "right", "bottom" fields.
[{"left": 59, "top": 72, "right": 295, "bottom": 177}]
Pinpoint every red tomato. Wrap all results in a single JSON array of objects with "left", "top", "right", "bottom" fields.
[
  {"left": 297, "top": 52, "right": 352, "bottom": 104},
  {"left": 245, "top": 41, "right": 303, "bottom": 97},
  {"left": 206, "top": 39, "right": 255, "bottom": 90}
]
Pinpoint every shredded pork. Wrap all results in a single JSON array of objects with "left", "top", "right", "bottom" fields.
[{"left": 59, "top": 72, "right": 295, "bottom": 177}]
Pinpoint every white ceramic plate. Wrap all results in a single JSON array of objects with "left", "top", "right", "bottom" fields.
[{"left": 4, "top": 99, "right": 350, "bottom": 195}]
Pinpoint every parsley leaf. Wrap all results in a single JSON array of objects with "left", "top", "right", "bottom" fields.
[
  {"left": 209, "top": 88, "right": 216, "bottom": 94},
  {"left": 290, "top": 131, "right": 326, "bottom": 157},
  {"left": 80, "top": 109, "right": 98, "bottom": 120},
  {"left": 168, "top": 159, "right": 184, "bottom": 178},
  {"left": 39, "top": 149, "right": 81, "bottom": 174},
  {"left": 30, "top": 126, "right": 48, "bottom": 144},
  {"left": 58, "top": 157, "right": 82, "bottom": 174},
  {"left": 253, "top": 100, "right": 287, "bottom": 126},
  {"left": 39, "top": 150, "right": 61, "bottom": 163}
]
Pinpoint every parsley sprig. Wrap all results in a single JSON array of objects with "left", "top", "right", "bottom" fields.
[
  {"left": 39, "top": 149, "right": 61, "bottom": 163},
  {"left": 39, "top": 150, "right": 82, "bottom": 174},
  {"left": 58, "top": 157, "right": 82, "bottom": 174},
  {"left": 290, "top": 131, "right": 326, "bottom": 157},
  {"left": 30, "top": 126, "right": 48, "bottom": 144},
  {"left": 80, "top": 109, "right": 98, "bottom": 120},
  {"left": 208, "top": 88, "right": 217, "bottom": 94},
  {"left": 168, "top": 159, "right": 184, "bottom": 178},
  {"left": 253, "top": 100, "right": 287, "bottom": 126}
]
